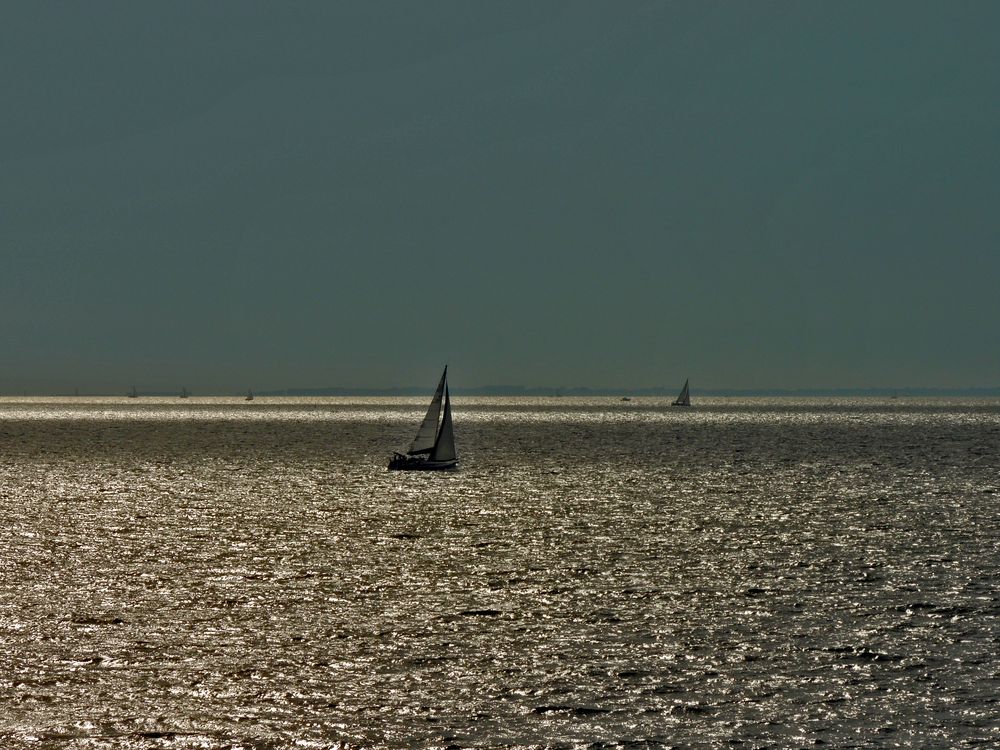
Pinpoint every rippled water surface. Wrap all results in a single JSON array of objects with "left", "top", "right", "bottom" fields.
[{"left": 2, "top": 396, "right": 999, "bottom": 748}]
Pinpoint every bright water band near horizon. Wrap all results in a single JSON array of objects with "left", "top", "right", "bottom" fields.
[{"left": 2, "top": 397, "right": 999, "bottom": 748}]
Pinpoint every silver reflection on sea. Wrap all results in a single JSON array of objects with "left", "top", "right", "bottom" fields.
[{"left": 1, "top": 397, "right": 999, "bottom": 747}]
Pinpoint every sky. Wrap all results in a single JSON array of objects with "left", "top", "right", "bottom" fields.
[{"left": 2, "top": 1, "right": 999, "bottom": 394}]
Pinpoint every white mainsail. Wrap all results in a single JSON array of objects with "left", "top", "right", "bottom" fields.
[
  {"left": 429, "top": 387, "right": 457, "bottom": 462},
  {"left": 408, "top": 366, "right": 447, "bottom": 455},
  {"left": 673, "top": 378, "right": 690, "bottom": 406}
]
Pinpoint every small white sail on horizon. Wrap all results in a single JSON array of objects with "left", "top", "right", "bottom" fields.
[{"left": 672, "top": 378, "right": 691, "bottom": 407}]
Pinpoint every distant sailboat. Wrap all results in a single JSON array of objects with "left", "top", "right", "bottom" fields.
[
  {"left": 388, "top": 366, "right": 458, "bottom": 471},
  {"left": 180, "top": 387, "right": 190, "bottom": 399},
  {"left": 672, "top": 378, "right": 691, "bottom": 407},
  {"left": 128, "top": 385, "right": 138, "bottom": 398},
  {"left": 245, "top": 389, "right": 254, "bottom": 401}
]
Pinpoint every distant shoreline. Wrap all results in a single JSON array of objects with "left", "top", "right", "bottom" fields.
[
  {"left": 258, "top": 386, "right": 1000, "bottom": 398},
  {"left": 243, "top": 386, "right": 1000, "bottom": 398}
]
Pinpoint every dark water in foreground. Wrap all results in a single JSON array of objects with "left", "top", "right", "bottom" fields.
[{"left": 1, "top": 397, "right": 999, "bottom": 749}]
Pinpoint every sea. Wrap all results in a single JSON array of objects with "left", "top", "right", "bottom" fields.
[{"left": 1, "top": 396, "right": 998, "bottom": 749}]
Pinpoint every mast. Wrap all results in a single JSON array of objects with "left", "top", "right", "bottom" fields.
[{"left": 407, "top": 366, "right": 447, "bottom": 455}]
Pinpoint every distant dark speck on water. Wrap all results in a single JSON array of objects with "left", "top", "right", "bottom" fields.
[{"left": 460, "top": 609, "right": 502, "bottom": 617}]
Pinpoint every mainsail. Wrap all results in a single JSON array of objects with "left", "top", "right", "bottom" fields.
[
  {"left": 429, "top": 387, "right": 457, "bottom": 462},
  {"left": 408, "top": 366, "right": 447, "bottom": 455},
  {"left": 673, "top": 378, "right": 690, "bottom": 406}
]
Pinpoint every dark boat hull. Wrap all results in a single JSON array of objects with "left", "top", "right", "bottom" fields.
[{"left": 388, "top": 455, "right": 458, "bottom": 471}]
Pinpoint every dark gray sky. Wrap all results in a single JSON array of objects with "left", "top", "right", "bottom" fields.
[{"left": 3, "top": 1, "right": 998, "bottom": 393}]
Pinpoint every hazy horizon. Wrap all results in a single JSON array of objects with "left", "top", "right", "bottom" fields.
[
  {"left": 3, "top": 381, "right": 1000, "bottom": 399},
  {"left": 3, "top": 2, "right": 998, "bottom": 393}
]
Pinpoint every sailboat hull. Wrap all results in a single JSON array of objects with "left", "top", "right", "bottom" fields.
[{"left": 388, "top": 455, "right": 458, "bottom": 471}]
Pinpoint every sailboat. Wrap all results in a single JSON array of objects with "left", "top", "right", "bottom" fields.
[
  {"left": 180, "top": 386, "right": 190, "bottom": 399},
  {"left": 672, "top": 378, "right": 691, "bottom": 407},
  {"left": 388, "top": 366, "right": 458, "bottom": 471},
  {"left": 245, "top": 388, "right": 254, "bottom": 401},
  {"left": 127, "top": 385, "right": 138, "bottom": 398}
]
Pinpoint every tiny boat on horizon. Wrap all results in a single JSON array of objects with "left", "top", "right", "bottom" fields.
[{"left": 672, "top": 378, "right": 691, "bottom": 406}]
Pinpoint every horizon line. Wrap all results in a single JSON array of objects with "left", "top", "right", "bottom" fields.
[{"left": 3, "top": 385, "right": 1000, "bottom": 398}]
